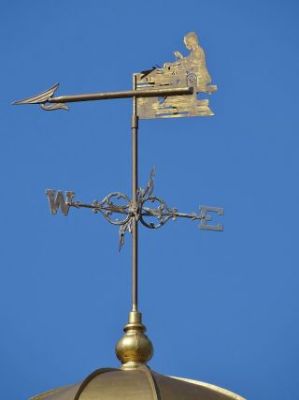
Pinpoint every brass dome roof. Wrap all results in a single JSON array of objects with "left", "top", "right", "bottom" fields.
[
  {"left": 29, "top": 313, "right": 245, "bottom": 400},
  {"left": 30, "top": 365, "right": 245, "bottom": 400}
]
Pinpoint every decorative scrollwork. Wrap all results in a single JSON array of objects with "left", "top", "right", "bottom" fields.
[
  {"left": 46, "top": 169, "right": 223, "bottom": 250},
  {"left": 138, "top": 168, "right": 155, "bottom": 201},
  {"left": 140, "top": 197, "right": 177, "bottom": 229},
  {"left": 92, "top": 192, "right": 131, "bottom": 226}
]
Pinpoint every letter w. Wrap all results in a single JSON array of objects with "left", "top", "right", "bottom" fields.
[{"left": 45, "top": 189, "right": 75, "bottom": 216}]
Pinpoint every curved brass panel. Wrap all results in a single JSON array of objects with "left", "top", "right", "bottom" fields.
[
  {"left": 29, "top": 367, "right": 245, "bottom": 400},
  {"left": 152, "top": 371, "right": 246, "bottom": 400},
  {"left": 171, "top": 376, "right": 245, "bottom": 400},
  {"left": 79, "top": 367, "right": 156, "bottom": 400},
  {"left": 30, "top": 383, "right": 80, "bottom": 400}
]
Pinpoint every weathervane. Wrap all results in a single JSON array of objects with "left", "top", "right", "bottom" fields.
[{"left": 14, "top": 32, "right": 223, "bottom": 351}]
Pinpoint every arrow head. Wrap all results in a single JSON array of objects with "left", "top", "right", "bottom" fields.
[{"left": 12, "top": 83, "right": 60, "bottom": 106}]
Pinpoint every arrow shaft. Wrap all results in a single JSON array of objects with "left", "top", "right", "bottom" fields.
[{"left": 48, "top": 87, "right": 193, "bottom": 104}]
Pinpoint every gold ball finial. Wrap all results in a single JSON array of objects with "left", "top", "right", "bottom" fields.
[{"left": 115, "top": 311, "right": 153, "bottom": 367}]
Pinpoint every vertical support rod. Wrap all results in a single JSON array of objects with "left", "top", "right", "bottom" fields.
[{"left": 131, "top": 74, "right": 139, "bottom": 312}]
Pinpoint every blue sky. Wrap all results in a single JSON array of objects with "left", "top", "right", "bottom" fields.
[{"left": 1, "top": 1, "right": 299, "bottom": 399}]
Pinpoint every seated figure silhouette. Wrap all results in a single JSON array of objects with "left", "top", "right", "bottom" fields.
[
  {"left": 173, "top": 32, "right": 214, "bottom": 92},
  {"left": 136, "top": 32, "right": 217, "bottom": 118}
]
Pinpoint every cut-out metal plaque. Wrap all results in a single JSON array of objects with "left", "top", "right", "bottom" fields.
[{"left": 136, "top": 32, "right": 217, "bottom": 119}]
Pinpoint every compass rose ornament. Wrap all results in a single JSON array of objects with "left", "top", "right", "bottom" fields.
[{"left": 46, "top": 168, "right": 223, "bottom": 250}]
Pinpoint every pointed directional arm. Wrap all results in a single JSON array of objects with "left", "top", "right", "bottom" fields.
[
  {"left": 13, "top": 83, "right": 193, "bottom": 111},
  {"left": 13, "top": 84, "right": 69, "bottom": 111}
]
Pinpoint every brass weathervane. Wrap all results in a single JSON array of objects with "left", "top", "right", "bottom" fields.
[{"left": 13, "top": 32, "right": 223, "bottom": 319}]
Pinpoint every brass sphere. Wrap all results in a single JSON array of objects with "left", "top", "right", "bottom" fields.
[{"left": 115, "top": 312, "right": 153, "bottom": 366}]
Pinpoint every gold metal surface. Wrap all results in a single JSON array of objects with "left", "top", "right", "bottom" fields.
[
  {"left": 30, "top": 384, "right": 80, "bottom": 400},
  {"left": 78, "top": 367, "right": 157, "bottom": 400},
  {"left": 30, "top": 366, "right": 246, "bottom": 400},
  {"left": 136, "top": 32, "right": 217, "bottom": 119},
  {"left": 152, "top": 371, "right": 246, "bottom": 400},
  {"left": 171, "top": 377, "right": 245, "bottom": 400},
  {"left": 116, "top": 311, "right": 153, "bottom": 366}
]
